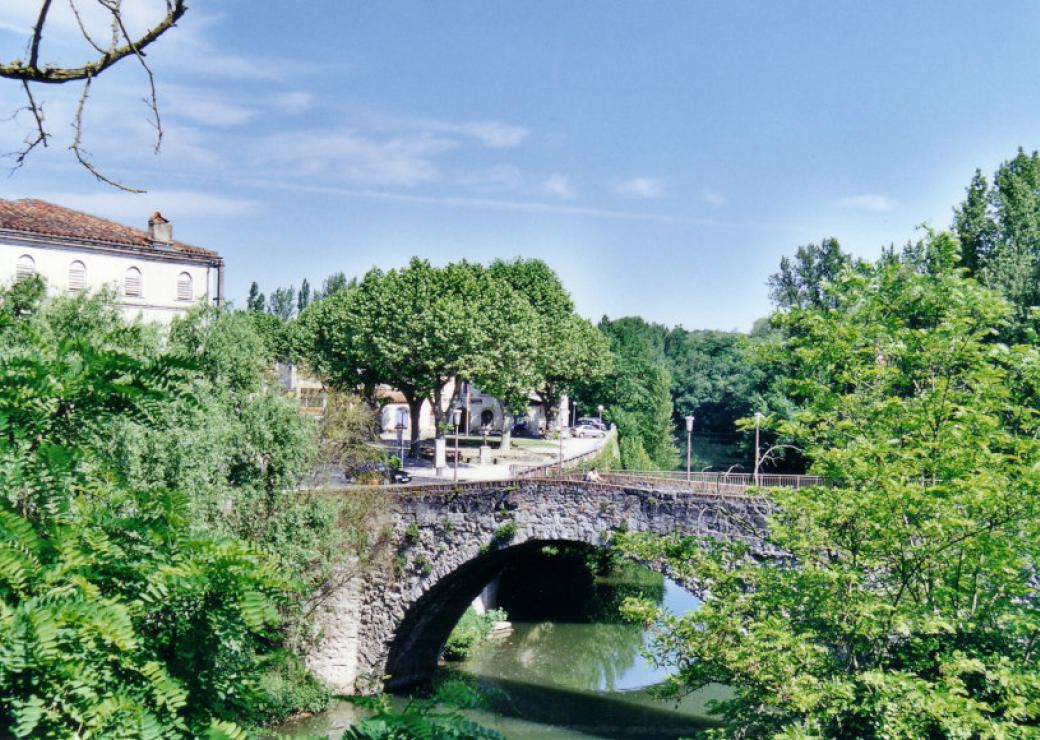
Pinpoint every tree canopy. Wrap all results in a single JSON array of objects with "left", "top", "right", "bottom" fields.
[{"left": 620, "top": 232, "right": 1040, "bottom": 737}]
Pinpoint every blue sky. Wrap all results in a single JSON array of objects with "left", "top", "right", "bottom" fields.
[{"left": 2, "top": 1, "right": 1040, "bottom": 330}]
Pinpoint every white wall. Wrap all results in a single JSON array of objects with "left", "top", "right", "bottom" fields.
[{"left": 0, "top": 239, "right": 214, "bottom": 324}]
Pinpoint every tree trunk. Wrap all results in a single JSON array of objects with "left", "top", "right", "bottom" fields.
[
  {"left": 543, "top": 383, "right": 560, "bottom": 433},
  {"left": 432, "top": 386, "right": 446, "bottom": 439},
  {"left": 499, "top": 410, "right": 513, "bottom": 451},
  {"left": 404, "top": 391, "right": 424, "bottom": 459}
]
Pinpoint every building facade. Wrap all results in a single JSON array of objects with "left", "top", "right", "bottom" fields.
[{"left": 0, "top": 199, "right": 223, "bottom": 323}]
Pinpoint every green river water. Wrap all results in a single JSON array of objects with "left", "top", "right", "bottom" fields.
[{"left": 279, "top": 547, "right": 722, "bottom": 738}]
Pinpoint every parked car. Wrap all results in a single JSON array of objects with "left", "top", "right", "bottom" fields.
[
  {"left": 576, "top": 417, "right": 607, "bottom": 431},
  {"left": 572, "top": 422, "right": 607, "bottom": 438},
  {"left": 345, "top": 460, "right": 412, "bottom": 485}
]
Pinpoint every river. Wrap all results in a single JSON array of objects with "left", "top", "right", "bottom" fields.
[{"left": 278, "top": 545, "right": 722, "bottom": 738}]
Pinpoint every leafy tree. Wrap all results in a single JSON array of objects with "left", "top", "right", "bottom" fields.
[
  {"left": 269, "top": 285, "right": 296, "bottom": 321},
  {"left": 767, "top": 238, "right": 852, "bottom": 310},
  {"left": 298, "top": 278, "right": 312, "bottom": 313},
  {"left": 488, "top": 259, "right": 612, "bottom": 431},
  {"left": 620, "top": 233, "right": 1040, "bottom": 737},
  {"left": 953, "top": 168, "right": 998, "bottom": 276},
  {"left": 953, "top": 149, "right": 1040, "bottom": 338},
  {"left": 300, "top": 259, "right": 540, "bottom": 455},
  {"left": 578, "top": 317, "right": 678, "bottom": 470},
  {"left": 317, "top": 271, "right": 351, "bottom": 300},
  {"left": 247, "top": 281, "right": 266, "bottom": 313},
  {"left": 0, "top": 288, "right": 289, "bottom": 736}
]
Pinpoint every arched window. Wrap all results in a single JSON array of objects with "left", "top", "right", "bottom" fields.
[
  {"left": 68, "top": 260, "right": 86, "bottom": 292},
  {"left": 15, "top": 254, "right": 35, "bottom": 280},
  {"left": 176, "top": 272, "right": 193, "bottom": 302},
  {"left": 124, "top": 266, "right": 142, "bottom": 297}
]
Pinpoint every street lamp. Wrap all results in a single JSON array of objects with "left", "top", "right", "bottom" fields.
[
  {"left": 452, "top": 407, "right": 463, "bottom": 482},
  {"left": 685, "top": 415, "right": 695, "bottom": 481},
  {"left": 753, "top": 412, "right": 763, "bottom": 486},
  {"left": 597, "top": 404, "right": 604, "bottom": 423},
  {"left": 558, "top": 421, "right": 565, "bottom": 477},
  {"left": 395, "top": 407, "right": 408, "bottom": 462}
]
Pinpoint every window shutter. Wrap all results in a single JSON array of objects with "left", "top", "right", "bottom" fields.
[
  {"left": 69, "top": 261, "right": 86, "bottom": 292},
  {"left": 177, "top": 272, "right": 193, "bottom": 301},
  {"left": 16, "top": 255, "right": 35, "bottom": 280},
  {"left": 125, "top": 267, "right": 143, "bottom": 297}
]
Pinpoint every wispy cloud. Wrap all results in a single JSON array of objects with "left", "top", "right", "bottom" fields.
[
  {"left": 381, "top": 116, "right": 529, "bottom": 149},
  {"left": 614, "top": 176, "right": 666, "bottom": 199},
  {"left": 703, "top": 189, "right": 727, "bottom": 206},
  {"left": 839, "top": 193, "right": 895, "bottom": 212},
  {"left": 236, "top": 179, "right": 788, "bottom": 229},
  {"left": 543, "top": 174, "right": 573, "bottom": 199},
  {"left": 35, "top": 189, "right": 256, "bottom": 222},
  {"left": 163, "top": 85, "right": 256, "bottom": 127},
  {"left": 457, "top": 166, "right": 525, "bottom": 191},
  {"left": 271, "top": 91, "right": 314, "bottom": 115},
  {"left": 257, "top": 130, "right": 456, "bottom": 185}
]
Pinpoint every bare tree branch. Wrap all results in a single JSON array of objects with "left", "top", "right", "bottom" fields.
[
  {"left": 1, "top": 1, "right": 187, "bottom": 84},
  {"left": 70, "top": 74, "right": 144, "bottom": 192},
  {"left": 11, "top": 80, "right": 49, "bottom": 169},
  {"left": 2, "top": 0, "right": 188, "bottom": 189}
]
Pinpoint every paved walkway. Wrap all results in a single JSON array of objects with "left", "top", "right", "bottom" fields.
[{"left": 391, "top": 434, "right": 607, "bottom": 482}]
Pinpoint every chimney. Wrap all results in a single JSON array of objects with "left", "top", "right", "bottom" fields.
[{"left": 148, "top": 211, "right": 172, "bottom": 245}]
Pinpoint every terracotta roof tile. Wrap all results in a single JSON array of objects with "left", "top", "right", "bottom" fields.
[{"left": 0, "top": 198, "right": 219, "bottom": 259}]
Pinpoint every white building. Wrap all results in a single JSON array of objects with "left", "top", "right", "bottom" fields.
[
  {"left": 0, "top": 198, "right": 223, "bottom": 323},
  {"left": 378, "top": 380, "right": 569, "bottom": 438}
]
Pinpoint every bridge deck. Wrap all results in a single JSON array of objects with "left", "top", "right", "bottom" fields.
[{"left": 332, "top": 470, "right": 824, "bottom": 497}]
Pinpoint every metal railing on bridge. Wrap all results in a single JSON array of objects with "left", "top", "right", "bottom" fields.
[
  {"left": 599, "top": 470, "right": 825, "bottom": 490},
  {"left": 509, "top": 427, "right": 617, "bottom": 479}
]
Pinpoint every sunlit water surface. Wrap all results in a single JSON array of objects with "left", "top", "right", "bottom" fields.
[{"left": 278, "top": 552, "right": 725, "bottom": 739}]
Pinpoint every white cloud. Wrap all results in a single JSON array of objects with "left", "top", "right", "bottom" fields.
[
  {"left": 163, "top": 86, "right": 255, "bottom": 127},
  {"left": 458, "top": 166, "right": 524, "bottom": 191},
  {"left": 839, "top": 194, "right": 895, "bottom": 212},
  {"left": 258, "top": 130, "right": 456, "bottom": 186},
  {"left": 452, "top": 120, "right": 529, "bottom": 149},
  {"left": 381, "top": 116, "right": 529, "bottom": 149},
  {"left": 271, "top": 91, "right": 314, "bottom": 115},
  {"left": 703, "top": 189, "right": 727, "bottom": 206},
  {"left": 35, "top": 189, "right": 256, "bottom": 222},
  {"left": 543, "top": 174, "right": 573, "bottom": 199},
  {"left": 614, "top": 177, "right": 666, "bottom": 199}
]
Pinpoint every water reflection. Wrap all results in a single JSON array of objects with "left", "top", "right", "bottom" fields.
[{"left": 277, "top": 545, "right": 717, "bottom": 739}]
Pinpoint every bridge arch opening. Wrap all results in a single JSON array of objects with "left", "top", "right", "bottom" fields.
[{"left": 383, "top": 537, "right": 701, "bottom": 690}]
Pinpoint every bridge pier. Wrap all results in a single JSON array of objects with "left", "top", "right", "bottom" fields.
[{"left": 305, "top": 479, "right": 776, "bottom": 693}]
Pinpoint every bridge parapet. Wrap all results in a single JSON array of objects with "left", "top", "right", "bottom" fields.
[{"left": 306, "top": 477, "right": 785, "bottom": 693}]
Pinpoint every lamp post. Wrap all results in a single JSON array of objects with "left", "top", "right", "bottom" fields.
[
  {"left": 558, "top": 422, "right": 565, "bottom": 477},
  {"left": 597, "top": 404, "right": 604, "bottom": 423},
  {"left": 685, "top": 415, "right": 695, "bottom": 481},
  {"left": 453, "top": 407, "right": 462, "bottom": 482},
  {"left": 395, "top": 407, "right": 408, "bottom": 463},
  {"left": 753, "top": 412, "right": 763, "bottom": 486}
]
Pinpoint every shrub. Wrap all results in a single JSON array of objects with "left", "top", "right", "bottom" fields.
[{"left": 442, "top": 607, "right": 508, "bottom": 661}]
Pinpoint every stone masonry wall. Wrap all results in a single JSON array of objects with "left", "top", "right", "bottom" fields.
[{"left": 306, "top": 480, "right": 774, "bottom": 692}]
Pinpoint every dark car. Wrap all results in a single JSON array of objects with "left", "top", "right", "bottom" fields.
[{"left": 345, "top": 460, "right": 411, "bottom": 485}]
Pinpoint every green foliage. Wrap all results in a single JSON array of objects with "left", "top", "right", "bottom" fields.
[
  {"left": 342, "top": 688, "right": 503, "bottom": 739},
  {"left": 442, "top": 607, "right": 509, "bottom": 661},
  {"left": 576, "top": 316, "right": 678, "bottom": 470},
  {"left": 619, "top": 234, "right": 1040, "bottom": 737},
  {"left": 767, "top": 237, "right": 853, "bottom": 310},
  {"left": 492, "top": 521, "right": 516, "bottom": 543},
  {"left": 953, "top": 148, "right": 1040, "bottom": 339},
  {"left": 0, "top": 289, "right": 291, "bottom": 736},
  {"left": 404, "top": 522, "right": 420, "bottom": 545},
  {"left": 0, "top": 287, "right": 363, "bottom": 735},
  {"left": 299, "top": 257, "right": 606, "bottom": 454}
]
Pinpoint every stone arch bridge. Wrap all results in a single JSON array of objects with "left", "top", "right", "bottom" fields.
[{"left": 305, "top": 472, "right": 818, "bottom": 692}]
